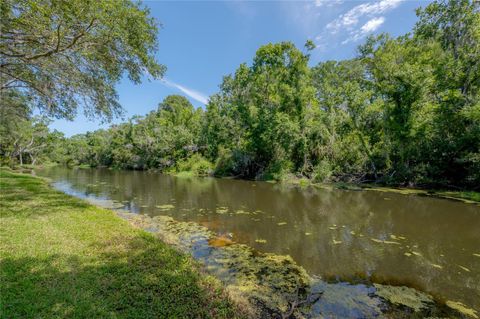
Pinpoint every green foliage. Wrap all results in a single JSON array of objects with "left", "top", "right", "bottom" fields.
[
  {"left": 1, "top": 0, "right": 478, "bottom": 190},
  {"left": 0, "top": 0, "right": 165, "bottom": 120},
  {"left": 175, "top": 154, "right": 213, "bottom": 176}
]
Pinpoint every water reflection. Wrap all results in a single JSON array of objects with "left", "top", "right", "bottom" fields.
[{"left": 36, "top": 167, "right": 480, "bottom": 311}]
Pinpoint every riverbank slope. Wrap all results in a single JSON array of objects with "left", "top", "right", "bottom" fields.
[{"left": 0, "top": 169, "right": 242, "bottom": 318}]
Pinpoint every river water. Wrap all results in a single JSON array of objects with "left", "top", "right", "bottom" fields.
[{"left": 35, "top": 167, "right": 480, "bottom": 314}]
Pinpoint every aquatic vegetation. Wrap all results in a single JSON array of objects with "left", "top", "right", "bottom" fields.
[
  {"left": 156, "top": 204, "right": 175, "bottom": 210},
  {"left": 216, "top": 208, "right": 229, "bottom": 214},
  {"left": 430, "top": 263, "right": 443, "bottom": 269},
  {"left": 445, "top": 300, "right": 478, "bottom": 319},
  {"left": 305, "top": 232, "right": 312, "bottom": 236},
  {"left": 458, "top": 265, "right": 471, "bottom": 272},
  {"left": 255, "top": 239, "right": 267, "bottom": 244},
  {"left": 404, "top": 252, "right": 412, "bottom": 257},
  {"left": 277, "top": 222, "right": 287, "bottom": 226},
  {"left": 209, "top": 236, "right": 234, "bottom": 247},
  {"left": 370, "top": 238, "right": 401, "bottom": 245},
  {"left": 373, "top": 284, "right": 433, "bottom": 312},
  {"left": 71, "top": 198, "right": 468, "bottom": 319},
  {"left": 411, "top": 251, "right": 422, "bottom": 256},
  {"left": 473, "top": 253, "right": 480, "bottom": 257},
  {"left": 332, "top": 239, "right": 342, "bottom": 245}
]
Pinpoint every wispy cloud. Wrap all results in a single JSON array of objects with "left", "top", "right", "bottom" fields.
[
  {"left": 161, "top": 79, "right": 209, "bottom": 105},
  {"left": 315, "top": 0, "right": 403, "bottom": 47},
  {"left": 343, "top": 16, "right": 385, "bottom": 44},
  {"left": 315, "top": 0, "right": 344, "bottom": 8},
  {"left": 326, "top": 0, "right": 402, "bottom": 33}
]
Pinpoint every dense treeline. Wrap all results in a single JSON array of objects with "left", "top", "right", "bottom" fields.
[{"left": 1, "top": 0, "right": 479, "bottom": 189}]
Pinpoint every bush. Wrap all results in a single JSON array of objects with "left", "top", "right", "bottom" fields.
[
  {"left": 176, "top": 154, "right": 213, "bottom": 176},
  {"left": 261, "top": 159, "right": 293, "bottom": 181},
  {"left": 312, "top": 160, "right": 333, "bottom": 183}
]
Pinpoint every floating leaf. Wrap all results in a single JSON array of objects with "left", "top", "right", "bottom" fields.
[
  {"left": 371, "top": 238, "right": 401, "bottom": 245},
  {"left": 255, "top": 239, "right": 267, "bottom": 244},
  {"left": 473, "top": 253, "right": 480, "bottom": 258},
  {"left": 350, "top": 231, "right": 356, "bottom": 235},
  {"left": 404, "top": 252, "right": 412, "bottom": 257},
  {"left": 411, "top": 251, "right": 422, "bottom": 257},
  {"left": 305, "top": 232, "right": 312, "bottom": 236},
  {"left": 277, "top": 222, "right": 287, "bottom": 226},
  {"left": 458, "top": 265, "right": 471, "bottom": 272},
  {"left": 328, "top": 226, "right": 337, "bottom": 230},
  {"left": 430, "top": 263, "right": 443, "bottom": 269},
  {"left": 156, "top": 204, "right": 175, "bottom": 210},
  {"left": 332, "top": 239, "right": 342, "bottom": 244},
  {"left": 445, "top": 300, "right": 478, "bottom": 319},
  {"left": 208, "top": 236, "right": 233, "bottom": 247}
]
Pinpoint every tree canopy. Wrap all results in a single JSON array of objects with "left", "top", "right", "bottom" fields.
[
  {"left": 1, "top": 0, "right": 479, "bottom": 190},
  {"left": 0, "top": 0, "right": 165, "bottom": 120}
]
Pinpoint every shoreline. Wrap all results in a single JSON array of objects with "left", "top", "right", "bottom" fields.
[
  {"left": 2, "top": 168, "right": 477, "bottom": 318},
  {"left": 0, "top": 169, "right": 246, "bottom": 318},
  {"left": 17, "top": 164, "right": 480, "bottom": 203}
]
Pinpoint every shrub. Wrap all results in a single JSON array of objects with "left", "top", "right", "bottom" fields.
[{"left": 176, "top": 154, "right": 213, "bottom": 176}]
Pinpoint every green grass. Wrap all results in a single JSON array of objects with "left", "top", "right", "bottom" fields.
[
  {"left": 432, "top": 190, "right": 480, "bottom": 203},
  {"left": 0, "top": 169, "right": 242, "bottom": 318}
]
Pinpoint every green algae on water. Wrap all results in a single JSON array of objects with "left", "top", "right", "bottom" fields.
[
  {"left": 373, "top": 284, "right": 433, "bottom": 312},
  {"left": 446, "top": 300, "right": 478, "bottom": 318}
]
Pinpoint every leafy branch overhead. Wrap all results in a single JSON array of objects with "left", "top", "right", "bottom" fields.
[{"left": 0, "top": 0, "right": 165, "bottom": 120}]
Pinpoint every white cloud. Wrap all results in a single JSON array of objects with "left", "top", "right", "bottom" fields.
[
  {"left": 326, "top": 0, "right": 402, "bottom": 33},
  {"left": 315, "top": 0, "right": 403, "bottom": 46},
  {"left": 315, "top": 0, "right": 344, "bottom": 7},
  {"left": 342, "top": 16, "right": 385, "bottom": 44},
  {"left": 361, "top": 16, "right": 385, "bottom": 32},
  {"left": 161, "top": 79, "right": 209, "bottom": 105}
]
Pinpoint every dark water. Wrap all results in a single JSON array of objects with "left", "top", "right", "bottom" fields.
[{"left": 35, "top": 167, "right": 480, "bottom": 312}]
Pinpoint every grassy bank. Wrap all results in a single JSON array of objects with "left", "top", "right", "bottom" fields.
[{"left": 0, "top": 169, "right": 241, "bottom": 318}]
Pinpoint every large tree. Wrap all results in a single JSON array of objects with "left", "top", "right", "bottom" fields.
[{"left": 0, "top": 0, "right": 165, "bottom": 120}]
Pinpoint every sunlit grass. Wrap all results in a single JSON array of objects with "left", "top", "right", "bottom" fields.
[{"left": 0, "top": 169, "right": 242, "bottom": 318}]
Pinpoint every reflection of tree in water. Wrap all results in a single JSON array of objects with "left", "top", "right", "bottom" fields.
[{"left": 36, "top": 167, "right": 480, "bottom": 311}]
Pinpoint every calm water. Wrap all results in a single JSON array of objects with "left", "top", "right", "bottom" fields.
[{"left": 36, "top": 167, "right": 480, "bottom": 311}]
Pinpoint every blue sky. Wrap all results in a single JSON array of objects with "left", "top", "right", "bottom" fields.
[{"left": 51, "top": 0, "right": 432, "bottom": 136}]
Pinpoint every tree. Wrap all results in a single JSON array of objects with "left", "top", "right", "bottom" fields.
[
  {"left": 414, "top": 0, "right": 480, "bottom": 187},
  {"left": 0, "top": 0, "right": 165, "bottom": 121}
]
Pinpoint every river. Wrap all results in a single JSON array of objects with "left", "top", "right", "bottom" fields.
[{"left": 35, "top": 167, "right": 480, "bottom": 316}]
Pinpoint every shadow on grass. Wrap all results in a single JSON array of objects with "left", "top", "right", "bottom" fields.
[{"left": 1, "top": 233, "right": 237, "bottom": 319}]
